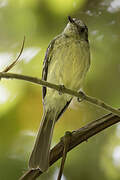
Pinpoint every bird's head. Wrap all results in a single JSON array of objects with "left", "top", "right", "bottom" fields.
[{"left": 63, "top": 16, "right": 88, "bottom": 41}]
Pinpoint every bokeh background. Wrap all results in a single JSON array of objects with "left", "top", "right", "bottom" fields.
[{"left": 0, "top": 0, "right": 120, "bottom": 179}]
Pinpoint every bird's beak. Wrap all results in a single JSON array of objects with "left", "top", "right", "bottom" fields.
[{"left": 68, "top": 16, "right": 75, "bottom": 24}]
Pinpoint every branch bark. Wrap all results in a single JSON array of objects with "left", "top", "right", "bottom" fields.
[{"left": 19, "top": 113, "right": 120, "bottom": 180}]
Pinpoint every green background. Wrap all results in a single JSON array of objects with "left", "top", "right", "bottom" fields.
[{"left": 0, "top": 0, "right": 120, "bottom": 179}]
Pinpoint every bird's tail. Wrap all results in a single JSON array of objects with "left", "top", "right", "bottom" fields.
[{"left": 29, "top": 109, "right": 56, "bottom": 172}]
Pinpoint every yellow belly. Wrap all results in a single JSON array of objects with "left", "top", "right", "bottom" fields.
[{"left": 47, "top": 40, "right": 90, "bottom": 91}]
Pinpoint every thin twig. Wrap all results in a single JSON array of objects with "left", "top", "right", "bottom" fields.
[
  {"left": 57, "top": 132, "right": 71, "bottom": 180},
  {"left": 19, "top": 113, "right": 120, "bottom": 180},
  {"left": 2, "top": 36, "right": 25, "bottom": 72},
  {"left": 0, "top": 72, "right": 120, "bottom": 118}
]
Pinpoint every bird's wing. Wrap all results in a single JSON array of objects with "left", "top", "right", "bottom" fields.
[
  {"left": 42, "top": 36, "right": 59, "bottom": 99},
  {"left": 42, "top": 35, "right": 72, "bottom": 121}
]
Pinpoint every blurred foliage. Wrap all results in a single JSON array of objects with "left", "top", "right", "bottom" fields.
[{"left": 0, "top": 0, "right": 120, "bottom": 179}]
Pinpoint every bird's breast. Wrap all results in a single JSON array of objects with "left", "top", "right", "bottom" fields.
[{"left": 47, "top": 39, "right": 90, "bottom": 91}]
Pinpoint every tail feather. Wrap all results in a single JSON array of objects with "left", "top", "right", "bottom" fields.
[{"left": 29, "top": 110, "right": 55, "bottom": 172}]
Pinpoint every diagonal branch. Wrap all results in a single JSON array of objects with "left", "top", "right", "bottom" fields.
[
  {"left": 19, "top": 113, "right": 120, "bottom": 180},
  {"left": 0, "top": 72, "right": 120, "bottom": 117}
]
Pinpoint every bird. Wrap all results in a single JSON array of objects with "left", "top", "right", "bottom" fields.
[{"left": 29, "top": 16, "right": 90, "bottom": 172}]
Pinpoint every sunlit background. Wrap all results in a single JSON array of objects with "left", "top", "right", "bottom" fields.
[{"left": 0, "top": 0, "right": 120, "bottom": 179}]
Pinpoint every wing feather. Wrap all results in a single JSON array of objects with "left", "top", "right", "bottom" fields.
[{"left": 42, "top": 39, "right": 56, "bottom": 99}]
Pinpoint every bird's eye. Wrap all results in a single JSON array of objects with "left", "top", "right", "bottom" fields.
[{"left": 80, "top": 27, "right": 85, "bottom": 33}]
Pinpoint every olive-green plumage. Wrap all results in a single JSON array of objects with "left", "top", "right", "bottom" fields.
[{"left": 29, "top": 17, "right": 90, "bottom": 172}]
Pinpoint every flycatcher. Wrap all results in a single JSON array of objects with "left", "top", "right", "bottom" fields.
[{"left": 29, "top": 16, "right": 90, "bottom": 172}]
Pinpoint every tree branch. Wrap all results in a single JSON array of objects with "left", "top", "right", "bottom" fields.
[
  {"left": 19, "top": 113, "right": 120, "bottom": 180},
  {"left": 0, "top": 72, "right": 120, "bottom": 117}
]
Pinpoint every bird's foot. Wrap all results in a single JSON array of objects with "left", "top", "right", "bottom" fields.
[
  {"left": 77, "top": 91, "right": 85, "bottom": 102},
  {"left": 58, "top": 85, "right": 65, "bottom": 95}
]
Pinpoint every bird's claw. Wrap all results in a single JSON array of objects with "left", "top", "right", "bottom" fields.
[
  {"left": 77, "top": 91, "right": 85, "bottom": 102},
  {"left": 59, "top": 85, "right": 65, "bottom": 95}
]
